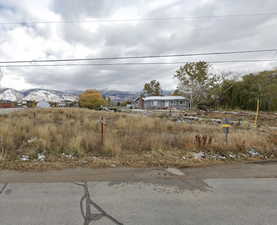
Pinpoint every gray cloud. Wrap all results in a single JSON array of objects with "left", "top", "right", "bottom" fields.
[
  {"left": 51, "top": 0, "right": 143, "bottom": 19},
  {"left": 1, "top": 0, "right": 277, "bottom": 91}
]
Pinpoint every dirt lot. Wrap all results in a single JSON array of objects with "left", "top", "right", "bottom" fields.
[
  {"left": 0, "top": 108, "right": 276, "bottom": 170},
  {"left": 148, "top": 109, "right": 277, "bottom": 128}
]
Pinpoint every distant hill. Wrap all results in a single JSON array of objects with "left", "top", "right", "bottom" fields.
[
  {"left": 0, "top": 88, "right": 139, "bottom": 103},
  {"left": 101, "top": 90, "right": 138, "bottom": 102}
]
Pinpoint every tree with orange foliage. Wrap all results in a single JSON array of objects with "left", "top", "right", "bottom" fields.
[{"left": 79, "top": 89, "right": 107, "bottom": 109}]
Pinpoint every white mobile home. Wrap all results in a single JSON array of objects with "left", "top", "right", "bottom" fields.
[{"left": 143, "top": 96, "right": 189, "bottom": 110}]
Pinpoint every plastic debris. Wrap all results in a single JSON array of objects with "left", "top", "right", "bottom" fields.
[
  {"left": 20, "top": 155, "right": 29, "bottom": 161},
  {"left": 27, "top": 137, "right": 38, "bottom": 144},
  {"left": 193, "top": 152, "right": 205, "bottom": 160},
  {"left": 217, "top": 155, "right": 227, "bottom": 160},
  {"left": 248, "top": 149, "right": 260, "bottom": 157},
  {"left": 37, "top": 153, "right": 46, "bottom": 161},
  {"left": 228, "top": 153, "right": 236, "bottom": 159},
  {"left": 208, "top": 154, "right": 227, "bottom": 160},
  {"left": 62, "top": 153, "right": 74, "bottom": 159}
]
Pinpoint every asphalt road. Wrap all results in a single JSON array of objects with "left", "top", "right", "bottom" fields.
[{"left": 1, "top": 162, "right": 277, "bottom": 225}]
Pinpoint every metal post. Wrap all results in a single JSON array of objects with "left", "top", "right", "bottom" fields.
[{"left": 222, "top": 118, "right": 231, "bottom": 144}]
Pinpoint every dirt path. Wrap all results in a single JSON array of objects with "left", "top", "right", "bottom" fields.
[{"left": 1, "top": 161, "right": 277, "bottom": 186}]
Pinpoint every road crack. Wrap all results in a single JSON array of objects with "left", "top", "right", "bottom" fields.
[
  {"left": 75, "top": 182, "right": 123, "bottom": 225},
  {"left": 0, "top": 183, "right": 8, "bottom": 194}
]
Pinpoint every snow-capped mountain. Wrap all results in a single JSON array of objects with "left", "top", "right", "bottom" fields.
[
  {"left": 0, "top": 88, "right": 78, "bottom": 102},
  {"left": 0, "top": 89, "right": 24, "bottom": 102},
  {"left": 22, "top": 89, "right": 78, "bottom": 102},
  {"left": 0, "top": 88, "right": 138, "bottom": 103}
]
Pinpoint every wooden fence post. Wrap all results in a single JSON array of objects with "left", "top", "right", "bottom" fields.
[{"left": 100, "top": 116, "right": 105, "bottom": 145}]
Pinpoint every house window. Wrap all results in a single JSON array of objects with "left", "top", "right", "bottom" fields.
[{"left": 153, "top": 101, "right": 158, "bottom": 106}]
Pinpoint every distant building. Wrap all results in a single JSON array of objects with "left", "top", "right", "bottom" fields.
[
  {"left": 142, "top": 96, "right": 189, "bottom": 110},
  {"left": 134, "top": 96, "right": 144, "bottom": 109},
  {"left": 63, "top": 100, "right": 79, "bottom": 107},
  {"left": 57, "top": 102, "right": 66, "bottom": 107},
  {"left": 0, "top": 100, "right": 15, "bottom": 108},
  {"left": 109, "top": 96, "right": 121, "bottom": 102},
  {"left": 37, "top": 101, "right": 50, "bottom": 108}
]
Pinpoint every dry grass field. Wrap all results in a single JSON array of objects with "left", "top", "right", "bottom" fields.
[{"left": 0, "top": 108, "right": 276, "bottom": 170}]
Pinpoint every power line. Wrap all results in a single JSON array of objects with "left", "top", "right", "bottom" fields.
[
  {"left": 1, "top": 59, "right": 277, "bottom": 68},
  {"left": 1, "top": 11, "right": 277, "bottom": 25},
  {"left": 0, "top": 49, "right": 277, "bottom": 64}
]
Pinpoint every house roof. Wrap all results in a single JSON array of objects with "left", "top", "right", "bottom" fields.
[{"left": 143, "top": 96, "right": 187, "bottom": 101}]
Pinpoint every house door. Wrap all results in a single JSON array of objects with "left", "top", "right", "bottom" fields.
[{"left": 165, "top": 101, "right": 169, "bottom": 107}]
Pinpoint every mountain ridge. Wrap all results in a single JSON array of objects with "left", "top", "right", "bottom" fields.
[{"left": 0, "top": 88, "right": 138, "bottom": 102}]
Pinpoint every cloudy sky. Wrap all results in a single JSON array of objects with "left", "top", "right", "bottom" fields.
[{"left": 0, "top": 0, "right": 277, "bottom": 91}]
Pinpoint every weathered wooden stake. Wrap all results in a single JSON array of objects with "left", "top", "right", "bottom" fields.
[
  {"left": 254, "top": 97, "right": 260, "bottom": 128},
  {"left": 100, "top": 116, "right": 104, "bottom": 145}
]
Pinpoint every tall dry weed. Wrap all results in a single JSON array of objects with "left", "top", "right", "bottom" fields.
[{"left": 0, "top": 108, "right": 274, "bottom": 161}]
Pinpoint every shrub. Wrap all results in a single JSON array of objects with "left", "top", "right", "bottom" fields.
[{"left": 79, "top": 89, "right": 106, "bottom": 109}]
